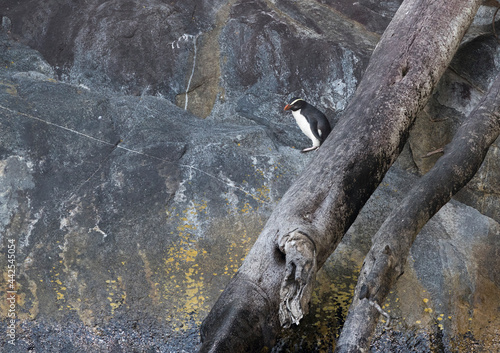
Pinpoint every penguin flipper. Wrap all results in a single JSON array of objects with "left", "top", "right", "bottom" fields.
[{"left": 308, "top": 119, "right": 322, "bottom": 142}]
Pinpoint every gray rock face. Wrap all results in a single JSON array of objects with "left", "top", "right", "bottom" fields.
[
  {"left": 3, "top": 0, "right": 376, "bottom": 119},
  {"left": 0, "top": 1, "right": 499, "bottom": 352}
]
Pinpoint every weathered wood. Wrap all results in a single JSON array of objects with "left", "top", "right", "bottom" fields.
[
  {"left": 335, "top": 72, "right": 500, "bottom": 353},
  {"left": 200, "top": 0, "right": 482, "bottom": 351}
]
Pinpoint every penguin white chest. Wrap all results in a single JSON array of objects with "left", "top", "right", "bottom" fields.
[{"left": 292, "top": 109, "right": 321, "bottom": 146}]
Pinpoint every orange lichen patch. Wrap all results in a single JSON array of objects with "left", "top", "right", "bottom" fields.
[
  {"left": 279, "top": 256, "right": 362, "bottom": 351},
  {"left": 162, "top": 199, "right": 263, "bottom": 330},
  {"left": 161, "top": 155, "right": 284, "bottom": 329},
  {"left": 0, "top": 80, "right": 18, "bottom": 96},
  {"left": 105, "top": 277, "right": 127, "bottom": 315}
]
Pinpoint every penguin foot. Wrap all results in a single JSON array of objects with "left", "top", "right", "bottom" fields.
[{"left": 301, "top": 146, "right": 319, "bottom": 153}]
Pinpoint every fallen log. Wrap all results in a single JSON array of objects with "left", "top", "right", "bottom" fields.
[{"left": 200, "top": 0, "right": 482, "bottom": 351}]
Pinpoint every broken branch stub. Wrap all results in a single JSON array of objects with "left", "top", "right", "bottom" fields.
[{"left": 277, "top": 230, "right": 317, "bottom": 328}]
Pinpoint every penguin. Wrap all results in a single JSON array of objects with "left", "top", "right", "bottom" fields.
[{"left": 284, "top": 97, "right": 332, "bottom": 153}]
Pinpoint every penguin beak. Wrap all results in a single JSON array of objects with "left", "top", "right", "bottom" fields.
[{"left": 284, "top": 104, "right": 291, "bottom": 111}]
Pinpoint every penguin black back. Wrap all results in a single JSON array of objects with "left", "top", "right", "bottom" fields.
[{"left": 284, "top": 98, "right": 331, "bottom": 152}]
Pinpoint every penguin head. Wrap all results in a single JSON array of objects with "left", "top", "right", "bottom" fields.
[{"left": 284, "top": 98, "right": 306, "bottom": 111}]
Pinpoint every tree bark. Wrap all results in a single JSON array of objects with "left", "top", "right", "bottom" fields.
[
  {"left": 200, "top": 0, "right": 482, "bottom": 351},
  {"left": 335, "top": 72, "right": 500, "bottom": 353}
]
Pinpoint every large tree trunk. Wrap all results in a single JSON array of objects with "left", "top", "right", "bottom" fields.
[
  {"left": 199, "top": 0, "right": 482, "bottom": 351},
  {"left": 335, "top": 72, "right": 500, "bottom": 353}
]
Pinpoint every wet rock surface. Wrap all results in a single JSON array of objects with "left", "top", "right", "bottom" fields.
[{"left": 0, "top": 1, "right": 499, "bottom": 352}]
